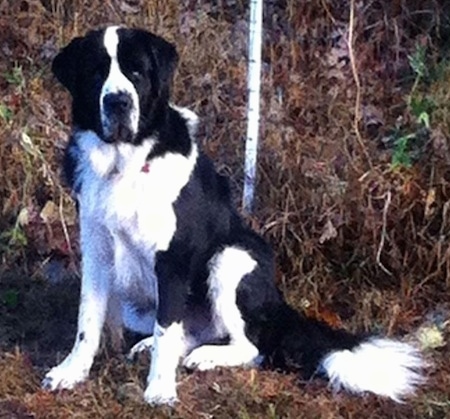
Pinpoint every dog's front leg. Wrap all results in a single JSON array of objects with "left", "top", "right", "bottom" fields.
[
  {"left": 42, "top": 217, "right": 113, "bottom": 391},
  {"left": 144, "top": 253, "right": 188, "bottom": 406},
  {"left": 143, "top": 321, "right": 185, "bottom": 406}
]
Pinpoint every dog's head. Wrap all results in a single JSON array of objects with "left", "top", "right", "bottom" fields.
[{"left": 52, "top": 26, "right": 178, "bottom": 145}]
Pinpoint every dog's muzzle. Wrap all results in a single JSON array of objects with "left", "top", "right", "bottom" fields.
[
  {"left": 103, "top": 92, "right": 132, "bottom": 115},
  {"left": 101, "top": 92, "right": 134, "bottom": 143}
]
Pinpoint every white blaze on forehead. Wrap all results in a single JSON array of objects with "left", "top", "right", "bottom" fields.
[
  {"left": 103, "top": 26, "right": 121, "bottom": 57},
  {"left": 100, "top": 26, "right": 140, "bottom": 138}
]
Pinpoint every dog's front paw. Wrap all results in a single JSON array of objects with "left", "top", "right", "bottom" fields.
[
  {"left": 42, "top": 358, "right": 89, "bottom": 391},
  {"left": 143, "top": 381, "right": 178, "bottom": 406}
]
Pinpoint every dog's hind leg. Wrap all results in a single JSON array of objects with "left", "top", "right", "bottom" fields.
[{"left": 182, "top": 246, "right": 261, "bottom": 371}]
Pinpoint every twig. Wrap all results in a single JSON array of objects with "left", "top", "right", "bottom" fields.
[
  {"left": 347, "top": 0, "right": 373, "bottom": 169},
  {"left": 376, "top": 190, "right": 393, "bottom": 276},
  {"left": 59, "top": 193, "right": 72, "bottom": 257},
  {"left": 320, "top": 0, "right": 336, "bottom": 24}
]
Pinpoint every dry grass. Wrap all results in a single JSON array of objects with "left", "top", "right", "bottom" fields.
[{"left": 1, "top": 0, "right": 450, "bottom": 417}]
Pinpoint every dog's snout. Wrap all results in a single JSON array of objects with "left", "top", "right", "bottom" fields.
[{"left": 103, "top": 92, "right": 132, "bottom": 114}]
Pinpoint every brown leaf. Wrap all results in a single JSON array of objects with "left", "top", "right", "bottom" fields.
[
  {"left": 306, "top": 304, "right": 343, "bottom": 328},
  {"left": 40, "top": 200, "right": 58, "bottom": 224}
]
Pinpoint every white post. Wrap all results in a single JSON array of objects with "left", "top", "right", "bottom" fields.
[{"left": 242, "top": 0, "right": 263, "bottom": 214}]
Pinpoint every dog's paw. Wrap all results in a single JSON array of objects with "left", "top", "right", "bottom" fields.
[
  {"left": 42, "top": 359, "right": 89, "bottom": 391},
  {"left": 183, "top": 344, "right": 262, "bottom": 371},
  {"left": 183, "top": 346, "right": 224, "bottom": 371},
  {"left": 126, "top": 336, "right": 154, "bottom": 361},
  {"left": 143, "top": 382, "right": 178, "bottom": 406}
]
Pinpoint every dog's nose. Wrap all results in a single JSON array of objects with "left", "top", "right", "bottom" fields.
[{"left": 103, "top": 92, "right": 132, "bottom": 114}]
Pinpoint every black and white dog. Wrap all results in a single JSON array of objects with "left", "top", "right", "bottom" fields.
[{"left": 42, "top": 26, "right": 425, "bottom": 405}]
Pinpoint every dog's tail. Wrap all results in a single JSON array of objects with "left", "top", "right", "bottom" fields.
[{"left": 252, "top": 303, "right": 425, "bottom": 402}]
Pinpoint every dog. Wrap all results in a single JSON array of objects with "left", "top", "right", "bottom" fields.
[{"left": 42, "top": 26, "right": 425, "bottom": 406}]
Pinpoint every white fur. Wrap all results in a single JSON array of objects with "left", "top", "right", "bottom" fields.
[
  {"left": 208, "top": 247, "right": 256, "bottom": 340},
  {"left": 321, "top": 338, "right": 425, "bottom": 402},
  {"left": 101, "top": 26, "right": 140, "bottom": 138},
  {"left": 144, "top": 322, "right": 187, "bottom": 405},
  {"left": 183, "top": 246, "right": 260, "bottom": 370},
  {"left": 112, "top": 230, "right": 156, "bottom": 303}
]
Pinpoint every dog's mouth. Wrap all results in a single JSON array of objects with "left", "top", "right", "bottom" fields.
[{"left": 102, "top": 119, "right": 134, "bottom": 143}]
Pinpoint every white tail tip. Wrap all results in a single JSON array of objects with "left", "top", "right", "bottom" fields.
[{"left": 321, "top": 338, "right": 426, "bottom": 402}]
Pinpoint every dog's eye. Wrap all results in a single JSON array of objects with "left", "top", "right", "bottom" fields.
[{"left": 131, "top": 70, "right": 142, "bottom": 79}]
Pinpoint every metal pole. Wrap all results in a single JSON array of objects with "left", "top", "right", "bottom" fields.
[{"left": 242, "top": 0, "right": 263, "bottom": 214}]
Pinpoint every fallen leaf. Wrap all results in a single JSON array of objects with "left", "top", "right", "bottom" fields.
[
  {"left": 305, "top": 304, "right": 343, "bottom": 328},
  {"left": 319, "top": 219, "right": 338, "bottom": 244},
  {"left": 40, "top": 201, "right": 58, "bottom": 224},
  {"left": 17, "top": 207, "right": 29, "bottom": 226}
]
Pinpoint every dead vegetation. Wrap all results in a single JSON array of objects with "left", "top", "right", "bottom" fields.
[{"left": 0, "top": 0, "right": 450, "bottom": 417}]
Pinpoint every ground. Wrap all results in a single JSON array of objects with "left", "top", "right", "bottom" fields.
[{"left": 0, "top": 1, "right": 450, "bottom": 418}]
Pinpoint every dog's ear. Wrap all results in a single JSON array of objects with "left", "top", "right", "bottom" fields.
[
  {"left": 147, "top": 34, "right": 179, "bottom": 97},
  {"left": 52, "top": 37, "right": 85, "bottom": 94}
]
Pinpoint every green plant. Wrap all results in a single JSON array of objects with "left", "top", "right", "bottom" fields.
[
  {"left": 3, "top": 63, "right": 25, "bottom": 92},
  {"left": 390, "top": 44, "right": 435, "bottom": 169},
  {"left": 0, "top": 224, "right": 28, "bottom": 255},
  {"left": 0, "top": 103, "right": 13, "bottom": 123},
  {"left": 408, "top": 43, "right": 428, "bottom": 94},
  {"left": 391, "top": 133, "right": 415, "bottom": 168}
]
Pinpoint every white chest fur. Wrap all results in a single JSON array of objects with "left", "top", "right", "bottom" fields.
[{"left": 74, "top": 131, "right": 197, "bottom": 252}]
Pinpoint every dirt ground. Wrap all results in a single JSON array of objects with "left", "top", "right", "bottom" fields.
[{"left": 1, "top": 1, "right": 450, "bottom": 418}]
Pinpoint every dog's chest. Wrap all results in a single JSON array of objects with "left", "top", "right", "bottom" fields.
[
  {"left": 104, "top": 169, "right": 176, "bottom": 250},
  {"left": 76, "top": 136, "right": 195, "bottom": 252}
]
